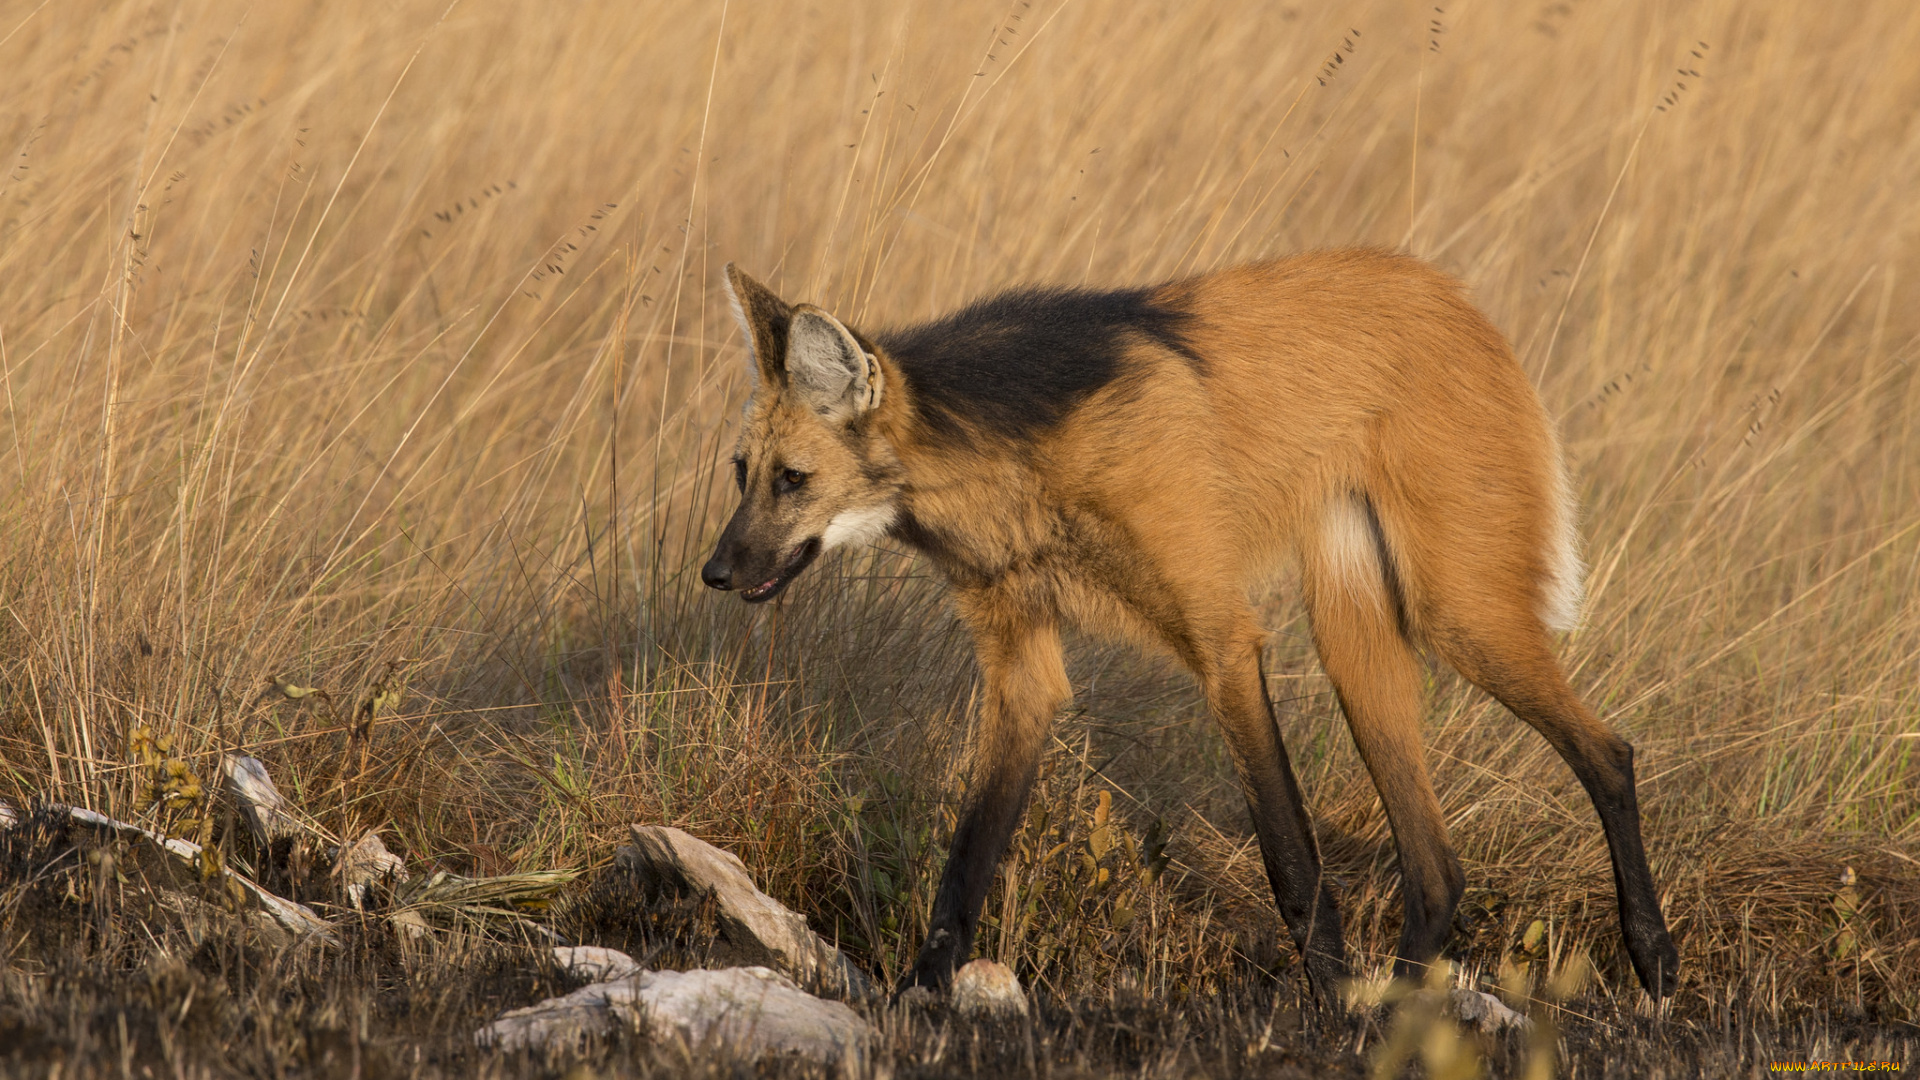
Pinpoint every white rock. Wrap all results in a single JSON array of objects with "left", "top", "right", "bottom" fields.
[
  {"left": 635, "top": 967, "right": 870, "bottom": 1065},
  {"left": 338, "top": 830, "right": 409, "bottom": 909},
  {"left": 1446, "top": 988, "right": 1532, "bottom": 1035},
  {"left": 476, "top": 966, "right": 873, "bottom": 1067},
  {"left": 475, "top": 979, "right": 627, "bottom": 1052},
  {"left": 619, "top": 825, "right": 871, "bottom": 1000},
  {"left": 222, "top": 755, "right": 302, "bottom": 846},
  {"left": 554, "top": 945, "right": 641, "bottom": 983},
  {"left": 950, "top": 958, "right": 1029, "bottom": 1020},
  {"left": 0, "top": 800, "right": 18, "bottom": 829}
]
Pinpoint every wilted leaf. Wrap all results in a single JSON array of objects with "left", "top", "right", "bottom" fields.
[
  {"left": 1089, "top": 822, "right": 1112, "bottom": 860},
  {"left": 1522, "top": 918, "right": 1546, "bottom": 953},
  {"left": 272, "top": 677, "right": 322, "bottom": 700}
]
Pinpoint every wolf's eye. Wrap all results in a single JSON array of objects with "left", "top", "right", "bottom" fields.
[
  {"left": 732, "top": 458, "right": 747, "bottom": 492},
  {"left": 778, "top": 468, "right": 808, "bottom": 492}
]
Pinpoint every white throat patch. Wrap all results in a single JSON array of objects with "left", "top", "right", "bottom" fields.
[{"left": 821, "top": 504, "right": 899, "bottom": 552}]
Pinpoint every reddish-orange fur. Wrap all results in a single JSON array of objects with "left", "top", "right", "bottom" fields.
[{"left": 707, "top": 249, "right": 1678, "bottom": 1004}]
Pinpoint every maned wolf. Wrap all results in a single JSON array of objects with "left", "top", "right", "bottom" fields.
[{"left": 702, "top": 249, "right": 1679, "bottom": 1004}]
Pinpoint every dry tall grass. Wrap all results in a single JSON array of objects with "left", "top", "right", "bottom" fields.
[{"left": 1, "top": 0, "right": 1916, "bottom": 1074}]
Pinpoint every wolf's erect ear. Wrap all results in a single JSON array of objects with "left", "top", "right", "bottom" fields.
[
  {"left": 787, "top": 305, "right": 882, "bottom": 425},
  {"left": 723, "top": 263, "right": 792, "bottom": 388}
]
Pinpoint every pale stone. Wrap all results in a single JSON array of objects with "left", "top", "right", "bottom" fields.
[
  {"left": 554, "top": 945, "right": 641, "bottom": 983},
  {"left": 0, "top": 800, "right": 17, "bottom": 829},
  {"left": 895, "top": 985, "right": 940, "bottom": 1010},
  {"left": 950, "top": 958, "right": 1029, "bottom": 1020},
  {"left": 1446, "top": 988, "right": 1532, "bottom": 1035},
  {"left": 389, "top": 908, "right": 433, "bottom": 942},
  {"left": 618, "top": 825, "right": 871, "bottom": 1000},
  {"left": 222, "top": 755, "right": 301, "bottom": 846},
  {"left": 338, "top": 830, "right": 409, "bottom": 909},
  {"left": 475, "top": 980, "right": 626, "bottom": 1052},
  {"left": 475, "top": 966, "right": 872, "bottom": 1066},
  {"left": 633, "top": 967, "right": 870, "bottom": 1065}
]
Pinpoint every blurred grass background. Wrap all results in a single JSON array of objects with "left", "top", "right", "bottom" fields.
[{"left": 0, "top": 0, "right": 1916, "bottom": 1071}]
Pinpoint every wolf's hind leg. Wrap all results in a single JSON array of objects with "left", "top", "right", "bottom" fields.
[{"left": 1425, "top": 605, "right": 1679, "bottom": 998}]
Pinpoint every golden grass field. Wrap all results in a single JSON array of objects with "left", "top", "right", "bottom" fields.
[{"left": 1, "top": 0, "right": 1916, "bottom": 1075}]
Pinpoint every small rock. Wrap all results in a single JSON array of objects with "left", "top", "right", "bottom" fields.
[
  {"left": 0, "top": 800, "right": 18, "bottom": 829},
  {"left": 895, "top": 984, "right": 940, "bottom": 1010},
  {"left": 554, "top": 945, "right": 641, "bottom": 983},
  {"left": 618, "top": 825, "right": 871, "bottom": 1000},
  {"left": 338, "top": 831, "right": 409, "bottom": 909},
  {"left": 950, "top": 959, "right": 1029, "bottom": 1020},
  {"left": 476, "top": 966, "right": 872, "bottom": 1066},
  {"left": 1446, "top": 988, "right": 1531, "bottom": 1035},
  {"left": 389, "top": 908, "right": 433, "bottom": 942},
  {"left": 222, "top": 755, "right": 301, "bottom": 846}
]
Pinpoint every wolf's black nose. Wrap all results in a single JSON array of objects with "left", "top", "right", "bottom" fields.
[{"left": 701, "top": 559, "right": 733, "bottom": 590}]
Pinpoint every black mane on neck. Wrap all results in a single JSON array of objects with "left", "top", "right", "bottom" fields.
[{"left": 876, "top": 284, "right": 1197, "bottom": 442}]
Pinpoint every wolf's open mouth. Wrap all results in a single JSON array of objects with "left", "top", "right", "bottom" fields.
[{"left": 740, "top": 537, "right": 822, "bottom": 603}]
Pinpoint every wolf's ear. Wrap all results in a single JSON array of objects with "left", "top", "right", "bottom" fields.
[
  {"left": 723, "top": 263, "right": 792, "bottom": 388},
  {"left": 787, "top": 305, "right": 882, "bottom": 424}
]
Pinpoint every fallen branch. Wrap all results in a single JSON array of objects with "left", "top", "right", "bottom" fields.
[
  {"left": 619, "top": 825, "right": 872, "bottom": 1001},
  {"left": 59, "top": 805, "right": 334, "bottom": 943}
]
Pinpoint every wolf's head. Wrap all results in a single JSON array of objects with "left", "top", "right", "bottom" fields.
[{"left": 702, "top": 265, "right": 904, "bottom": 603}]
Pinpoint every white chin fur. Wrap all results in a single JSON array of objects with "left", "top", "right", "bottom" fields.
[{"left": 821, "top": 504, "right": 898, "bottom": 552}]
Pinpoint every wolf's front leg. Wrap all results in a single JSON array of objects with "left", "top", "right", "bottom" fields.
[{"left": 901, "top": 603, "right": 1070, "bottom": 994}]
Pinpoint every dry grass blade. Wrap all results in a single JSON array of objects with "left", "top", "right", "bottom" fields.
[{"left": 393, "top": 868, "right": 584, "bottom": 928}]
